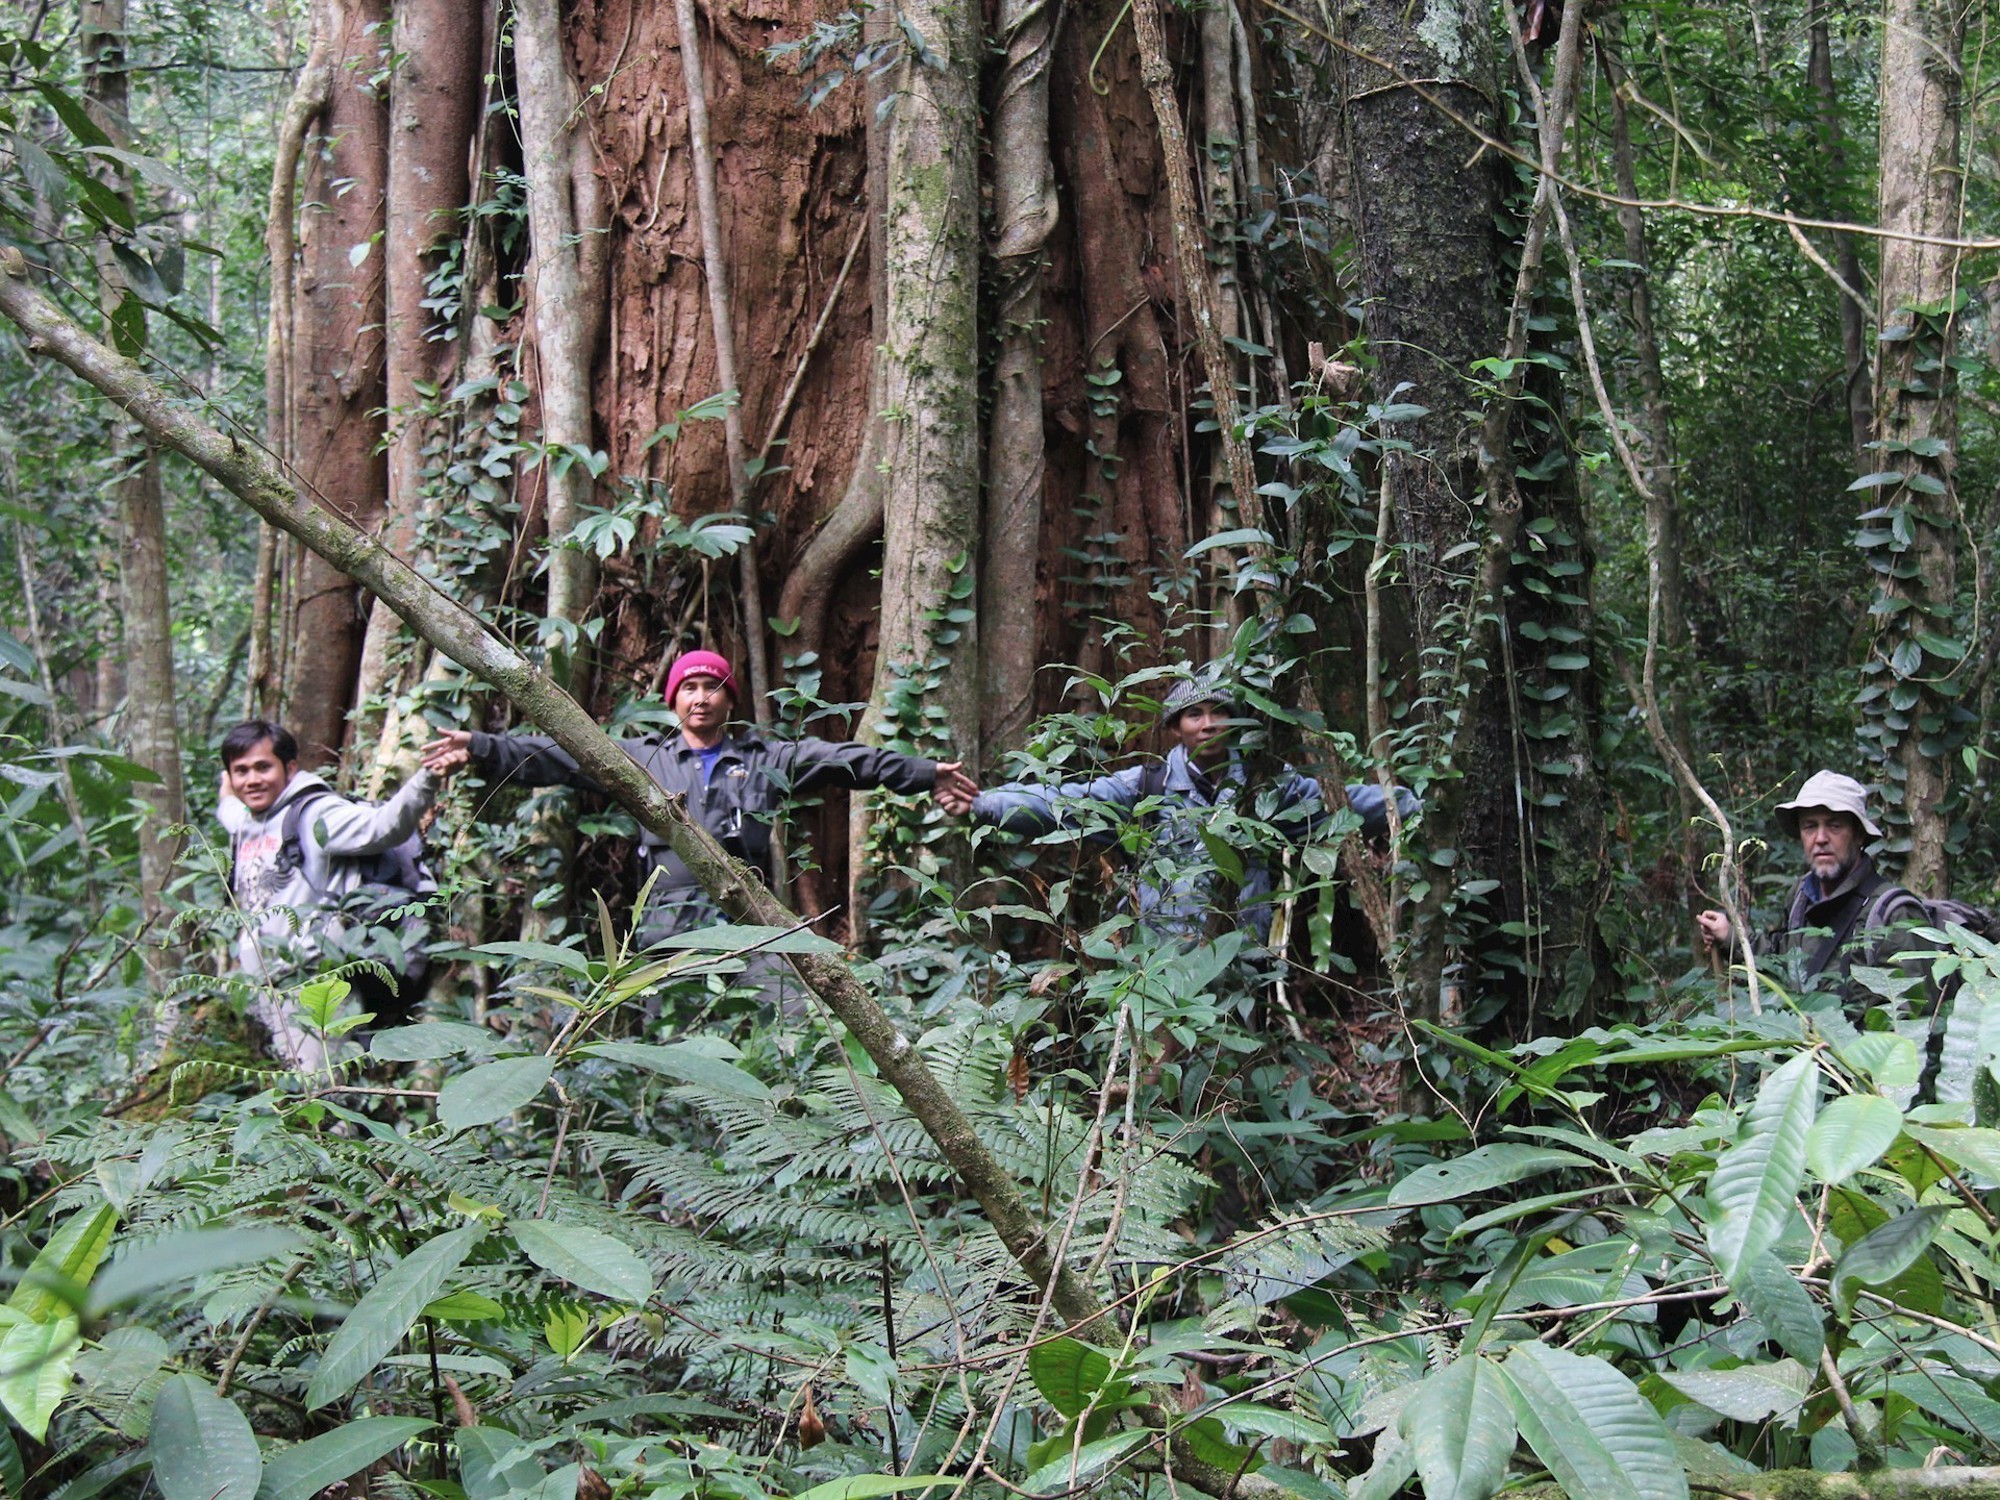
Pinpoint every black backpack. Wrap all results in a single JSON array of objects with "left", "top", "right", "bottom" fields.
[
  {"left": 235, "top": 788, "right": 439, "bottom": 1024},
  {"left": 1861, "top": 887, "right": 2000, "bottom": 948}
]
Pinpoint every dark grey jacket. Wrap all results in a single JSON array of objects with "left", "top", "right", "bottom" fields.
[
  {"left": 1770, "top": 852, "right": 1926, "bottom": 984},
  {"left": 468, "top": 728, "right": 938, "bottom": 938}
]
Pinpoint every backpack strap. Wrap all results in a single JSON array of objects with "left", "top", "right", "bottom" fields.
[
  {"left": 275, "top": 789, "right": 337, "bottom": 898},
  {"left": 1137, "top": 759, "right": 1171, "bottom": 801}
]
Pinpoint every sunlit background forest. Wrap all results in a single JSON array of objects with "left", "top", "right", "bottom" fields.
[{"left": 1, "top": 0, "right": 1998, "bottom": 1493}]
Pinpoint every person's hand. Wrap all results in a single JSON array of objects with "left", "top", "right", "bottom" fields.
[
  {"left": 1696, "top": 908, "right": 1732, "bottom": 949},
  {"left": 218, "top": 769, "right": 233, "bottom": 805},
  {"left": 421, "top": 728, "right": 475, "bottom": 777},
  {"left": 933, "top": 761, "right": 979, "bottom": 817}
]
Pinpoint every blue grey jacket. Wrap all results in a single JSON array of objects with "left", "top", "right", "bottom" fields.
[
  {"left": 970, "top": 746, "right": 1414, "bottom": 937},
  {"left": 468, "top": 728, "right": 937, "bottom": 939}
]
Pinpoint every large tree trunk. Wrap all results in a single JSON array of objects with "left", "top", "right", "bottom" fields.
[
  {"left": 867, "top": 0, "right": 983, "bottom": 761},
  {"left": 286, "top": 0, "right": 388, "bottom": 767},
  {"left": 1865, "top": 0, "right": 1963, "bottom": 895},
  {"left": 980, "top": 0, "right": 1060, "bottom": 759},
  {"left": 81, "top": 0, "right": 186, "bottom": 945},
  {"left": 350, "top": 0, "right": 483, "bottom": 753}
]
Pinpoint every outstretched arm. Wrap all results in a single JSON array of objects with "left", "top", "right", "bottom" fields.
[
  {"left": 309, "top": 769, "right": 439, "bottom": 857},
  {"left": 421, "top": 727, "right": 607, "bottom": 794}
]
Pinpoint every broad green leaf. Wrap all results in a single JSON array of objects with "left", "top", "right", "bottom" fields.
[
  {"left": 149, "top": 1374, "right": 261, "bottom": 1500},
  {"left": 1027, "top": 1337, "right": 1114, "bottom": 1418},
  {"left": 581, "top": 1040, "right": 772, "bottom": 1099},
  {"left": 370, "top": 1021, "right": 508, "bottom": 1062},
  {"left": 1705, "top": 1052, "right": 1818, "bottom": 1281},
  {"left": 1212, "top": 1402, "right": 1336, "bottom": 1445},
  {"left": 1728, "top": 1251, "right": 1824, "bottom": 1364},
  {"left": 1660, "top": 1360, "right": 1810, "bottom": 1424},
  {"left": 1808, "top": 1095, "right": 1904, "bottom": 1184},
  {"left": 457, "top": 1424, "right": 545, "bottom": 1498},
  {"left": 89, "top": 1225, "right": 302, "bottom": 1314},
  {"left": 1833, "top": 1204, "right": 1951, "bottom": 1317},
  {"left": 509, "top": 1218, "right": 655, "bottom": 1303},
  {"left": 1887, "top": 1371, "right": 2000, "bottom": 1447},
  {"left": 1021, "top": 1430, "right": 1146, "bottom": 1493},
  {"left": 1399, "top": 1356, "right": 1516, "bottom": 1500},
  {"left": 422, "top": 1290, "right": 506, "bottom": 1322},
  {"left": 1386, "top": 1144, "right": 1590, "bottom": 1208},
  {"left": 9, "top": 1203, "right": 117, "bottom": 1322},
  {"left": 1905, "top": 1124, "right": 2000, "bottom": 1185},
  {"left": 1180, "top": 1414, "right": 1261, "bottom": 1472},
  {"left": 0, "top": 1422, "right": 21, "bottom": 1498},
  {"left": 1931, "top": 973, "right": 2000, "bottom": 1105},
  {"left": 438, "top": 1056, "right": 554, "bottom": 1134},
  {"left": 789, "top": 1479, "right": 954, "bottom": 1500},
  {"left": 1349, "top": 1422, "right": 1417, "bottom": 1500},
  {"left": 1502, "top": 1342, "right": 1686, "bottom": 1500},
  {"left": 1844, "top": 1033, "right": 1920, "bottom": 1093},
  {"left": 258, "top": 1415, "right": 432, "bottom": 1500},
  {"left": 0, "top": 1315, "right": 79, "bottom": 1440},
  {"left": 305, "top": 1223, "right": 486, "bottom": 1410}
]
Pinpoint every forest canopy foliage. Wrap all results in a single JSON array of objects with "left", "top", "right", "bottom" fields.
[{"left": 1, "top": 0, "right": 1998, "bottom": 1495}]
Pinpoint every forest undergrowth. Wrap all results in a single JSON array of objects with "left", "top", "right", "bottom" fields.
[{"left": 7, "top": 699, "right": 2000, "bottom": 1500}]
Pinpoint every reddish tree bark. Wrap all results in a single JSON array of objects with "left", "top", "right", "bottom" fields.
[{"left": 286, "top": 0, "right": 388, "bottom": 768}]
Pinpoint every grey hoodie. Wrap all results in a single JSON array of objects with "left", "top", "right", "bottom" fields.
[{"left": 220, "top": 768, "right": 438, "bottom": 977}]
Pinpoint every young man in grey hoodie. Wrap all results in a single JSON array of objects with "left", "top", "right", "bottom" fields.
[{"left": 218, "top": 719, "right": 448, "bottom": 1068}]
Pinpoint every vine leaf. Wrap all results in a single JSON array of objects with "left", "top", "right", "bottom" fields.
[
  {"left": 305, "top": 1223, "right": 487, "bottom": 1410},
  {"left": 1399, "top": 1355, "right": 1516, "bottom": 1500},
  {"left": 510, "top": 1218, "right": 655, "bottom": 1304},
  {"left": 149, "top": 1373, "right": 260, "bottom": 1500},
  {"left": 1705, "top": 1052, "right": 1818, "bottom": 1281},
  {"left": 1806, "top": 1095, "right": 1903, "bottom": 1184},
  {"left": 259, "top": 1416, "right": 433, "bottom": 1500},
  {"left": 1502, "top": 1341, "right": 1687, "bottom": 1500}
]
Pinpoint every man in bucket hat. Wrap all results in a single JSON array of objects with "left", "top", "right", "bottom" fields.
[
  {"left": 1698, "top": 770, "right": 1926, "bottom": 986},
  {"left": 423, "top": 649, "right": 977, "bottom": 948}
]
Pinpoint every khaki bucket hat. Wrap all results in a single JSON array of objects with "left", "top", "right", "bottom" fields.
[{"left": 1775, "top": 770, "right": 1883, "bottom": 840}]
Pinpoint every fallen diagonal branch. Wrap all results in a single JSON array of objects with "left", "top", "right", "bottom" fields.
[{"left": 0, "top": 254, "right": 1296, "bottom": 1499}]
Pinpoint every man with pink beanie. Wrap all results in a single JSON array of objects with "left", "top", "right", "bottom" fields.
[{"left": 423, "top": 649, "right": 976, "bottom": 946}]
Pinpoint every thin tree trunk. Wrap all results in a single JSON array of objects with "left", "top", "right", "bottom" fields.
[
  {"left": 253, "top": 15, "right": 332, "bottom": 721},
  {"left": 1867, "top": 0, "right": 1963, "bottom": 894},
  {"left": 675, "top": 0, "right": 770, "bottom": 726},
  {"left": 981, "top": 0, "right": 1060, "bottom": 758},
  {"left": 287, "top": 0, "right": 388, "bottom": 766},
  {"left": 1807, "top": 0, "right": 1874, "bottom": 462},
  {"left": 350, "top": 0, "right": 482, "bottom": 756},
  {"left": 81, "top": 0, "right": 186, "bottom": 949},
  {"left": 868, "top": 0, "right": 983, "bottom": 762},
  {"left": 1131, "top": 0, "right": 1261, "bottom": 590},
  {"left": 514, "top": 0, "right": 605, "bottom": 694}
]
